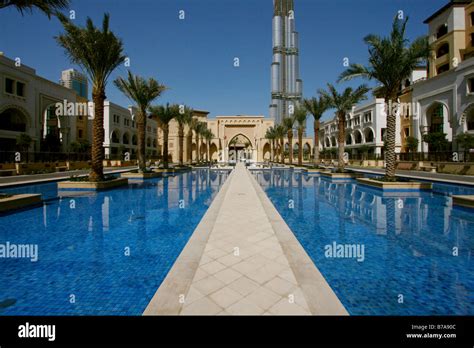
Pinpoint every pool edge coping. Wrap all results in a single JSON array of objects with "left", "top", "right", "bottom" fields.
[
  {"left": 247, "top": 169, "right": 349, "bottom": 315},
  {"left": 143, "top": 168, "right": 235, "bottom": 315}
]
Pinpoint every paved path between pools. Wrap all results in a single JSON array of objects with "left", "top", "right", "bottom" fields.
[{"left": 144, "top": 162, "right": 348, "bottom": 315}]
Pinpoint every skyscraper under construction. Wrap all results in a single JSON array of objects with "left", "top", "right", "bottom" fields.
[{"left": 269, "top": 0, "right": 303, "bottom": 124}]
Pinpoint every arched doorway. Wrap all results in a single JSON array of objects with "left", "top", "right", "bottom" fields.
[
  {"left": 228, "top": 134, "right": 253, "bottom": 162},
  {"left": 41, "top": 104, "right": 62, "bottom": 152},
  {"left": 0, "top": 106, "right": 29, "bottom": 152}
]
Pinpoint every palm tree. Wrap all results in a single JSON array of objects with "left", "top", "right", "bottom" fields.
[
  {"left": 56, "top": 13, "right": 125, "bottom": 181},
  {"left": 265, "top": 126, "right": 277, "bottom": 162},
  {"left": 294, "top": 106, "right": 308, "bottom": 166},
  {"left": 303, "top": 96, "right": 329, "bottom": 165},
  {"left": 283, "top": 116, "right": 296, "bottom": 165},
  {"left": 149, "top": 104, "right": 178, "bottom": 169},
  {"left": 274, "top": 124, "right": 286, "bottom": 164},
  {"left": 339, "top": 16, "right": 429, "bottom": 181},
  {"left": 195, "top": 122, "right": 207, "bottom": 162},
  {"left": 202, "top": 129, "right": 214, "bottom": 163},
  {"left": 114, "top": 71, "right": 167, "bottom": 172},
  {"left": 318, "top": 83, "right": 369, "bottom": 172},
  {"left": 174, "top": 105, "right": 193, "bottom": 166},
  {"left": 187, "top": 117, "right": 198, "bottom": 163},
  {"left": 1, "top": 0, "right": 69, "bottom": 18}
]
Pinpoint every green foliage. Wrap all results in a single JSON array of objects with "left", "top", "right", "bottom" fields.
[
  {"left": 405, "top": 136, "right": 419, "bottom": 152},
  {"left": 16, "top": 133, "right": 33, "bottom": 150},
  {"left": 422, "top": 132, "right": 448, "bottom": 152},
  {"left": 56, "top": 13, "right": 126, "bottom": 93},
  {"left": 114, "top": 71, "right": 167, "bottom": 117},
  {"left": 456, "top": 132, "right": 474, "bottom": 150},
  {"left": 0, "top": 0, "right": 70, "bottom": 18}
]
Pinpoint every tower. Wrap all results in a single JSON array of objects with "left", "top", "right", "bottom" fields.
[
  {"left": 60, "top": 69, "right": 88, "bottom": 99},
  {"left": 270, "top": 0, "right": 303, "bottom": 124}
]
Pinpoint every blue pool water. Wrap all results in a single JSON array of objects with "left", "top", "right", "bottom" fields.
[
  {"left": 254, "top": 169, "right": 474, "bottom": 315},
  {"left": 0, "top": 170, "right": 229, "bottom": 315}
]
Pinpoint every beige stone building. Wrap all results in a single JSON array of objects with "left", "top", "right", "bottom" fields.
[{"left": 160, "top": 113, "right": 314, "bottom": 164}]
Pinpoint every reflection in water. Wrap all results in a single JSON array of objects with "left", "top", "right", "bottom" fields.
[
  {"left": 254, "top": 169, "right": 474, "bottom": 315},
  {"left": 0, "top": 169, "right": 230, "bottom": 315}
]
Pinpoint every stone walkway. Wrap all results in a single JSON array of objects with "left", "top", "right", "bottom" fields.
[{"left": 144, "top": 163, "right": 347, "bottom": 315}]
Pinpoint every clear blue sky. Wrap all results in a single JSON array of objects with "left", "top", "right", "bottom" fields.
[{"left": 0, "top": 0, "right": 446, "bottom": 131}]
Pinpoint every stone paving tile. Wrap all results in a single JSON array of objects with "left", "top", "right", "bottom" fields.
[{"left": 179, "top": 163, "right": 312, "bottom": 315}]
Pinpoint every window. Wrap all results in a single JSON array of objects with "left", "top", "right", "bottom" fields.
[
  {"left": 5, "top": 78, "right": 14, "bottom": 94},
  {"left": 364, "top": 111, "right": 372, "bottom": 123},
  {"left": 436, "top": 24, "right": 448, "bottom": 39},
  {"left": 436, "top": 43, "right": 449, "bottom": 58},
  {"left": 404, "top": 128, "right": 410, "bottom": 137},
  {"left": 437, "top": 63, "right": 450, "bottom": 75},
  {"left": 78, "top": 129, "right": 83, "bottom": 139},
  {"left": 470, "top": 12, "right": 474, "bottom": 26},
  {"left": 468, "top": 78, "right": 474, "bottom": 94},
  {"left": 16, "top": 82, "right": 25, "bottom": 97},
  {"left": 468, "top": 109, "right": 474, "bottom": 130},
  {"left": 471, "top": 33, "right": 474, "bottom": 47},
  {"left": 113, "top": 114, "right": 120, "bottom": 124}
]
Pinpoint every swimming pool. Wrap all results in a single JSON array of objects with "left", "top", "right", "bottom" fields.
[
  {"left": 253, "top": 169, "right": 474, "bottom": 315},
  {"left": 0, "top": 169, "right": 229, "bottom": 315}
]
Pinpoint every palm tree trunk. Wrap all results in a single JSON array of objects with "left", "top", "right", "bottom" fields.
[
  {"left": 196, "top": 135, "right": 200, "bottom": 162},
  {"left": 298, "top": 128, "right": 303, "bottom": 166},
  {"left": 178, "top": 125, "right": 184, "bottom": 166},
  {"left": 288, "top": 130, "right": 293, "bottom": 165},
  {"left": 137, "top": 107, "right": 147, "bottom": 172},
  {"left": 187, "top": 131, "right": 192, "bottom": 163},
  {"left": 90, "top": 90, "right": 106, "bottom": 182},
  {"left": 280, "top": 137, "right": 284, "bottom": 164},
  {"left": 314, "top": 119, "right": 320, "bottom": 165},
  {"left": 385, "top": 98, "right": 397, "bottom": 181},
  {"left": 337, "top": 112, "right": 345, "bottom": 172},
  {"left": 163, "top": 124, "right": 169, "bottom": 169}
]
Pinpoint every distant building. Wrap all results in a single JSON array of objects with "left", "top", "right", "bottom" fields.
[
  {"left": 0, "top": 53, "right": 78, "bottom": 154},
  {"left": 60, "top": 69, "right": 88, "bottom": 99},
  {"left": 269, "top": 0, "right": 303, "bottom": 124},
  {"left": 411, "top": 0, "right": 474, "bottom": 153},
  {"left": 319, "top": 99, "right": 389, "bottom": 158},
  {"left": 103, "top": 101, "right": 159, "bottom": 160}
]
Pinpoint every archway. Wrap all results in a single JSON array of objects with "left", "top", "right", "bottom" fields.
[
  {"left": 41, "top": 104, "right": 62, "bottom": 152},
  {"left": 364, "top": 127, "right": 375, "bottom": 143},
  {"left": 0, "top": 106, "right": 29, "bottom": 152},
  {"left": 228, "top": 134, "right": 253, "bottom": 162},
  {"left": 263, "top": 143, "right": 271, "bottom": 161}
]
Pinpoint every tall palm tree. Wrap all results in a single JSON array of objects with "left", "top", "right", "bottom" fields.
[
  {"left": 294, "top": 106, "right": 308, "bottom": 166},
  {"left": 283, "top": 116, "right": 296, "bottom": 165},
  {"left": 187, "top": 117, "right": 198, "bottom": 163},
  {"left": 319, "top": 83, "right": 369, "bottom": 172},
  {"left": 202, "top": 129, "right": 214, "bottom": 163},
  {"left": 339, "top": 16, "right": 429, "bottom": 181},
  {"left": 1, "top": 0, "right": 69, "bottom": 18},
  {"left": 174, "top": 105, "right": 193, "bottom": 166},
  {"left": 195, "top": 122, "right": 207, "bottom": 162},
  {"left": 274, "top": 124, "right": 286, "bottom": 164},
  {"left": 114, "top": 71, "right": 167, "bottom": 172},
  {"left": 56, "top": 13, "right": 125, "bottom": 181},
  {"left": 304, "top": 96, "right": 329, "bottom": 165},
  {"left": 265, "top": 126, "right": 277, "bottom": 162},
  {"left": 149, "top": 104, "right": 178, "bottom": 169}
]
